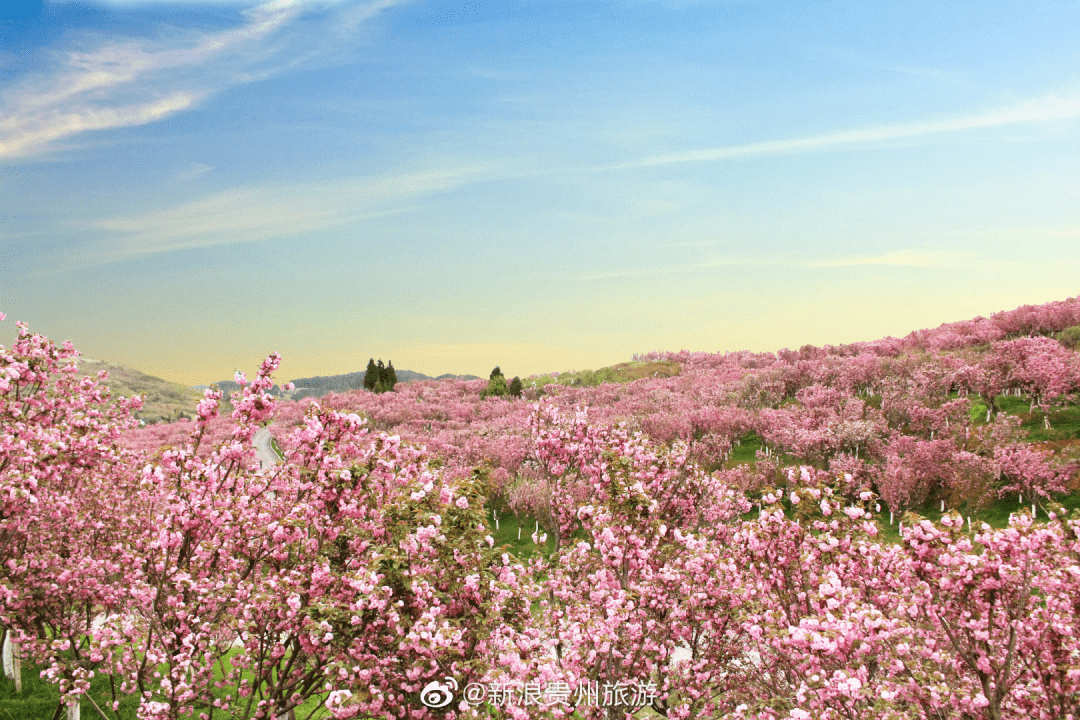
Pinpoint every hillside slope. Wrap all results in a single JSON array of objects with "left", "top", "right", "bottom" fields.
[{"left": 72, "top": 358, "right": 205, "bottom": 424}]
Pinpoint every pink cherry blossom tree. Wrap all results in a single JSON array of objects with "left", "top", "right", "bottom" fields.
[{"left": 0, "top": 316, "right": 149, "bottom": 713}]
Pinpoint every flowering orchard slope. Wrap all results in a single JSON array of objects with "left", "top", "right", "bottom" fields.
[
  {"left": 2, "top": 300, "right": 1080, "bottom": 720},
  {"left": 122, "top": 296, "right": 1080, "bottom": 519}
]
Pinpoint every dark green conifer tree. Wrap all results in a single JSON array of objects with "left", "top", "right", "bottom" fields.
[
  {"left": 375, "top": 359, "right": 388, "bottom": 393},
  {"left": 508, "top": 376, "right": 523, "bottom": 397},
  {"left": 387, "top": 360, "right": 398, "bottom": 390},
  {"left": 363, "top": 358, "right": 378, "bottom": 391}
]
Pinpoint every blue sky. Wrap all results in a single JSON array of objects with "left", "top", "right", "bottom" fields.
[{"left": 2, "top": 0, "right": 1079, "bottom": 385}]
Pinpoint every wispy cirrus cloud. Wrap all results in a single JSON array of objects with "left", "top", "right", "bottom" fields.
[
  {"left": 173, "top": 162, "right": 213, "bottom": 182},
  {"left": 574, "top": 258, "right": 744, "bottom": 281},
  {"left": 813, "top": 249, "right": 975, "bottom": 268},
  {"left": 815, "top": 45, "right": 962, "bottom": 84},
  {"left": 0, "top": 0, "right": 402, "bottom": 158},
  {"left": 606, "top": 95, "right": 1080, "bottom": 170},
  {"left": 661, "top": 240, "right": 715, "bottom": 248},
  {"left": 43, "top": 163, "right": 498, "bottom": 270},
  {"left": 571, "top": 248, "right": 975, "bottom": 281},
  {"left": 2, "top": 92, "right": 205, "bottom": 157}
]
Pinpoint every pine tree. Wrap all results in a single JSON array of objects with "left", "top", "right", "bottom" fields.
[
  {"left": 363, "top": 358, "right": 378, "bottom": 391},
  {"left": 375, "top": 359, "right": 388, "bottom": 393},
  {"left": 508, "top": 376, "right": 523, "bottom": 397},
  {"left": 387, "top": 360, "right": 398, "bottom": 390}
]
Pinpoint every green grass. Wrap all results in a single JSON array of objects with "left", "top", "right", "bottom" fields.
[
  {"left": 0, "top": 646, "right": 335, "bottom": 720},
  {"left": 270, "top": 437, "right": 285, "bottom": 462},
  {"left": 726, "top": 433, "right": 763, "bottom": 466},
  {"left": 522, "top": 361, "right": 680, "bottom": 392},
  {"left": 1021, "top": 404, "right": 1080, "bottom": 442},
  {"left": 488, "top": 512, "right": 557, "bottom": 559},
  {"left": 0, "top": 668, "right": 69, "bottom": 720},
  {"left": 969, "top": 396, "right": 1080, "bottom": 441},
  {"left": 1, "top": 653, "right": 665, "bottom": 720},
  {"left": 0, "top": 661, "right": 142, "bottom": 720},
  {"left": 872, "top": 489, "right": 1080, "bottom": 545}
]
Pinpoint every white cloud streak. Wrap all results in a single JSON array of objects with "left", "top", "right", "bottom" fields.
[
  {"left": 0, "top": 0, "right": 400, "bottom": 158},
  {"left": 47, "top": 163, "right": 498, "bottom": 269},
  {"left": 174, "top": 162, "right": 212, "bottom": 182},
  {"left": 573, "top": 249, "right": 974, "bottom": 280},
  {"left": 813, "top": 249, "right": 975, "bottom": 268},
  {"left": 574, "top": 258, "right": 744, "bottom": 281},
  {"left": 607, "top": 95, "right": 1080, "bottom": 170},
  {"left": 1, "top": 92, "right": 203, "bottom": 157}
]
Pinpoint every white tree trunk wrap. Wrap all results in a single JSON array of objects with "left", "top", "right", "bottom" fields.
[
  {"left": 2, "top": 631, "right": 13, "bottom": 679},
  {"left": 2, "top": 632, "right": 19, "bottom": 692}
]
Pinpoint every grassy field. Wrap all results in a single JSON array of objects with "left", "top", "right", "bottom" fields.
[
  {"left": 0, "top": 659, "right": 142, "bottom": 720},
  {"left": 725, "top": 432, "right": 764, "bottom": 466},
  {"left": 969, "top": 396, "right": 1080, "bottom": 441}
]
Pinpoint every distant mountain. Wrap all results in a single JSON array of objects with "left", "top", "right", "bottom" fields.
[
  {"left": 67, "top": 360, "right": 480, "bottom": 417},
  {"left": 211, "top": 379, "right": 283, "bottom": 397},
  {"left": 282, "top": 368, "right": 480, "bottom": 400},
  {"left": 287, "top": 370, "right": 366, "bottom": 399},
  {"left": 396, "top": 369, "right": 433, "bottom": 384}
]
